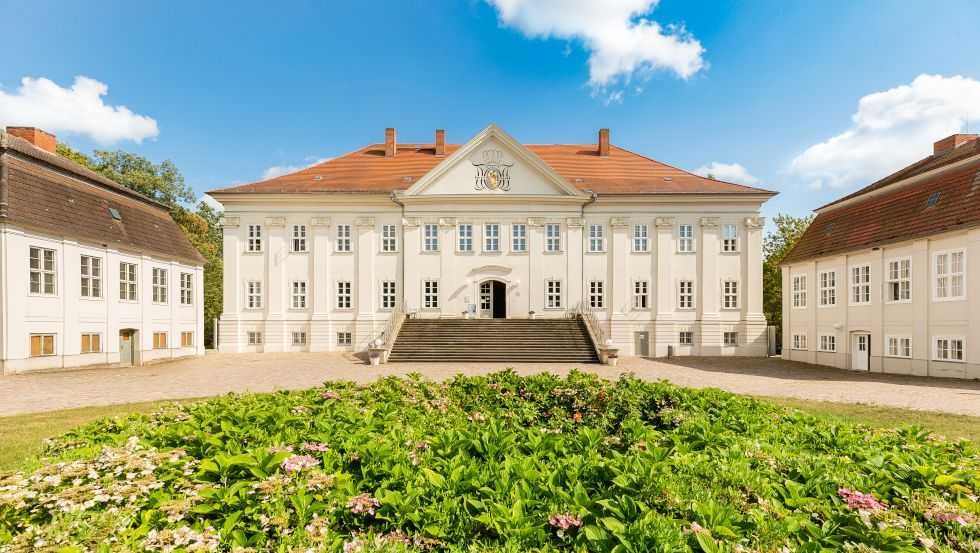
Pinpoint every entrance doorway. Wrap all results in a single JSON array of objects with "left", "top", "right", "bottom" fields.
[
  {"left": 634, "top": 331, "right": 650, "bottom": 357},
  {"left": 479, "top": 280, "right": 507, "bottom": 318},
  {"left": 851, "top": 333, "right": 870, "bottom": 371},
  {"left": 119, "top": 329, "right": 137, "bottom": 367}
]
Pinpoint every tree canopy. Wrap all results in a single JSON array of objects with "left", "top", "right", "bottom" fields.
[{"left": 762, "top": 214, "right": 812, "bottom": 332}]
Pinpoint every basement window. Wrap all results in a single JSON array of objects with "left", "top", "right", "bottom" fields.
[{"left": 108, "top": 207, "right": 122, "bottom": 221}]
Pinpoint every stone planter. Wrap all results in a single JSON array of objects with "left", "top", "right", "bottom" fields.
[{"left": 368, "top": 347, "right": 386, "bottom": 366}]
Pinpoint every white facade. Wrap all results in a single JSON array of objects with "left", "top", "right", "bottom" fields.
[{"left": 215, "top": 126, "right": 770, "bottom": 357}]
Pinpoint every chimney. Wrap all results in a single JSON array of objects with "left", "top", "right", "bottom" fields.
[
  {"left": 933, "top": 133, "right": 978, "bottom": 155},
  {"left": 384, "top": 127, "right": 396, "bottom": 157},
  {"left": 598, "top": 128, "right": 610, "bottom": 157},
  {"left": 434, "top": 129, "right": 446, "bottom": 156},
  {"left": 6, "top": 127, "right": 57, "bottom": 154}
]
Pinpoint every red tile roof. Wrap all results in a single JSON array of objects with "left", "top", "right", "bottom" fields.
[
  {"left": 209, "top": 143, "right": 775, "bottom": 196},
  {"left": 782, "top": 141, "right": 980, "bottom": 265}
]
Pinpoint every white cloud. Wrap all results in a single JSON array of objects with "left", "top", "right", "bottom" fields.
[
  {"left": 487, "top": 0, "right": 705, "bottom": 99},
  {"left": 199, "top": 194, "right": 224, "bottom": 212},
  {"left": 788, "top": 74, "right": 980, "bottom": 190},
  {"left": 0, "top": 76, "right": 158, "bottom": 144},
  {"left": 694, "top": 162, "right": 759, "bottom": 185},
  {"left": 262, "top": 157, "right": 331, "bottom": 180}
]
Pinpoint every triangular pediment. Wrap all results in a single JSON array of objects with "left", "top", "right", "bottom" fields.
[{"left": 403, "top": 124, "right": 587, "bottom": 197}]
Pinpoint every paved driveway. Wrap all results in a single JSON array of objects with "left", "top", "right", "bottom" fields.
[{"left": 1, "top": 353, "right": 979, "bottom": 416}]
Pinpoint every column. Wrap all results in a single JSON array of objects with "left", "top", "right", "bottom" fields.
[
  {"left": 219, "top": 216, "right": 242, "bottom": 352},
  {"left": 743, "top": 216, "right": 767, "bottom": 355},
  {"left": 310, "top": 217, "right": 331, "bottom": 351},
  {"left": 402, "top": 217, "right": 421, "bottom": 312},
  {"left": 653, "top": 217, "right": 675, "bottom": 357},
  {"left": 264, "top": 216, "right": 286, "bottom": 351},
  {"left": 527, "top": 217, "right": 545, "bottom": 316},
  {"left": 566, "top": 217, "right": 584, "bottom": 310}
]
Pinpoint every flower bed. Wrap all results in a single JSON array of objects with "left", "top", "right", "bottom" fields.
[{"left": 1, "top": 371, "right": 978, "bottom": 552}]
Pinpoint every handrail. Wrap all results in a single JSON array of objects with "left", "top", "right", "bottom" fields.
[
  {"left": 378, "top": 303, "right": 406, "bottom": 362},
  {"left": 575, "top": 302, "right": 607, "bottom": 355}
]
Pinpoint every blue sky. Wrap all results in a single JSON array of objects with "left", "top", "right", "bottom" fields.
[{"left": 3, "top": 0, "right": 980, "bottom": 223}]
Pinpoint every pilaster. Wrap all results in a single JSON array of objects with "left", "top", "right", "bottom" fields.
[
  {"left": 528, "top": 217, "right": 545, "bottom": 315},
  {"left": 566, "top": 217, "right": 584, "bottom": 310},
  {"left": 699, "top": 217, "right": 720, "bottom": 353},
  {"left": 403, "top": 217, "right": 421, "bottom": 312},
  {"left": 310, "top": 217, "right": 332, "bottom": 351},
  {"left": 654, "top": 216, "right": 675, "bottom": 356},
  {"left": 610, "top": 217, "right": 630, "bottom": 318},
  {"left": 355, "top": 216, "right": 376, "bottom": 321},
  {"left": 264, "top": 216, "right": 286, "bottom": 351},
  {"left": 438, "top": 217, "right": 456, "bottom": 317},
  {"left": 219, "top": 217, "right": 242, "bottom": 349},
  {"left": 744, "top": 216, "right": 766, "bottom": 323}
]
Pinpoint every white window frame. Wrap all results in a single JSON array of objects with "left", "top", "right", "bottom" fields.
[
  {"left": 291, "top": 280, "right": 307, "bottom": 309},
  {"left": 421, "top": 224, "right": 439, "bottom": 252},
  {"left": 933, "top": 336, "right": 965, "bottom": 362},
  {"left": 792, "top": 274, "right": 807, "bottom": 309},
  {"left": 335, "top": 224, "right": 352, "bottom": 253},
  {"left": 588, "top": 224, "right": 604, "bottom": 253},
  {"left": 792, "top": 333, "right": 807, "bottom": 350},
  {"left": 678, "top": 331, "right": 694, "bottom": 345},
  {"left": 29, "top": 246, "right": 57, "bottom": 296},
  {"left": 632, "top": 224, "right": 649, "bottom": 253},
  {"left": 80, "top": 255, "right": 102, "bottom": 299},
  {"left": 80, "top": 333, "right": 102, "bottom": 353},
  {"left": 850, "top": 265, "right": 871, "bottom": 305},
  {"left": 422, "top": 280, "right": 439, "bottom": 309},
  {"left": 30, "top": 334, "right": 56, "bottom": 357},
  {"left": 247, "top": 331, "right": 263, "bottom": 345},
  {"left": 818, "top": 334, "right": 836, "bottom": 352},
  {"left": 722, "top": 280, "right": 738, "bottom": 309},
  {"left": 545, "top": 223, "right": 561, "bottom": 252},
  {"left": 511, "top": 224, "right": 527, "bottom": 252},
  {"left": 723, "top": 331, "right": 738, "bottom": 346},
  {"left": 179, "top": 272, "right": 193, "bottom": 305},
  {"left": 246, "top": 280, "right": 263, "bottom": 309},
  {"left": 545, "top": 279, "right": 562, "bottom": 309},
  {"left": 337, "top": 331, "right": 352, "bottom": 346},
  {"left": 455, "top": 223, "right": 472, "bottom": 252},
  {"left": 380, "top": 280, "right": 396, "bottom": 310},
  {"left": 885, "top": 335, "right": 912, "bottom": 358},
  {"left": 678, "top": 280, "right": 694, "bottom": 309},
  {"left": 885, "top": 257, "right": 911, "bottom": 303},
  {"left": 721, "top": 224, "right": 739, "bottom": 253},
  {"left": 152, "top": 268, "right": 169, "bottom": 304},
  {"left": 633, "top": 280, "right": 649, "bottom": 310},
  {"left": 246, "top": 224, "right": 263, "bottom": 253},
  {"left": 119, "top": 262, "right": 138, "bottom": 301},
  {"left": 933, "top": 249, "right": 966, "bottom": 301},
  {"left": 336, "top": 281, "right": 352, "bottom": 310},
  {"left": 678, "top": 224, "right": 695, "bottom": 253},
  {"left": 818, "top": 271, "right": 836, "bottom": 307},
  {"left": 381, "top": 224, "right": 398, "bottom": 253},
  {"left": 291, "top": 224, "right": 308, "bottom": 253},
  {"left": 484, "top": 223, "right": 500, "bottom": 252},
  {"left": 589, "top": 280, "right": 604, "bottom": 309}
]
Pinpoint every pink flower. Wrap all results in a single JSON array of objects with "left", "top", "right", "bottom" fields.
[
  {"left": 320, "top": 390, "right": 341, "bottom": 400},
  {"left": 838, "top": 488, "right": 887, "bottom": 511},
  {"left": 548, "top": 513, "right": 583, "bottom": 531},
  {"left": 281, "top": 454, "right": 320, "bottom": 472},
  {"left": 347, "top": 493, "right": 381, "bottom": 516},
  {"left": 301, "top": 442, "right": 330, "bottom": 453},
  {"left": 268, "top": 445, "right": 294, "bottom": 454}
]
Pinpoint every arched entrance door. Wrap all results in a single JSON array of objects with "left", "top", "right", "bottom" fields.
[{"left": 479, "top": 280, "right": 507, "bottom": 318}]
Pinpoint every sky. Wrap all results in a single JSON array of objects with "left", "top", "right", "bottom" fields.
[{"left": 2, "top": 0, "right": 980, "bottom": 225}]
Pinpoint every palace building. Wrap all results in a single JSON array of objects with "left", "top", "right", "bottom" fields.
[{"left": 209, "top": 124, "right": 774, "bottom": 359}]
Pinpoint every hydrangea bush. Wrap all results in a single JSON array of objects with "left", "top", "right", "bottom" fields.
[{"left": 0, "top": 370, "right": 978, "bottom": 552}]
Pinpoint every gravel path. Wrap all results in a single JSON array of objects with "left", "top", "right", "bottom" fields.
[{"left": 1, "top": 353, "right": 979, "bottom": 416}]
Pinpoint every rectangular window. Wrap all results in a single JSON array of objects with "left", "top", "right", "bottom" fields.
[
  {"left": 632, "top": 224, "right": 649, "bottom": 252},
  {"left": 545, "top": 223, "right": 561, "bottom": 252},
  {"left": 292, "top": 224, "right": 308, "bottom": 252},
  {"left": 723, "top": 332, "right": 738, "bottom": 346},
  {"left": 381, "top": 224, "right": 398, "bottom": 252},
  {"left": 29, "top": 246, "right": 57, "bottom": 295},
  {"left": 423, "top": 224, "right": 440, "bottom": 252},
  {"left": 247, "top": 224, "right": 262, "bottom": 252},
  {"left": 819, "top": 271, "right": 836, "bottom": 306},
  {"left": 484, "top": 223, "right": 500, "bottom": 252},
  {"left": 336, "top": 281, "right": 352, "bottom": 309},
  {"left": 792, "top": 333, "right": 807, "bottom": 350},
  {"left": 722, "top": 280, "right": 738, "bottom": 309},
  {"left": 247, "top": 331, "right": 263, "bottom": 345},
  {"left": 589, "top": 280, "right": 604, "bottom": 308},
  {"left": 119, "top": 262, "right": 138, "bottom": 301},
  {"left": 30, "top": 334, "right": 55, "bottom": 357},
  {"left": 381, "top": 280, "right": 396, "bottom": 310},
  {"left": 588, "top": 224, "right": 604, "bottom": 252},
  {"left": 337, "top": 331, "right": 352, "bottom": 346},
  {"left": 935, "top": 250, "right": 965, "bottom": 300},
  {"left": 292, "top": 331, "right": 307, "bottom": 346},
  {"left": 181, "top": 331, "right": 194, "bottom": 347},
  {"left": 153, "top": 332, "right": 168, "bottom": 349},
  {"left": 152, "top": 268, "right": 168, "bottom": 303},
  {"left": 722, "top": 224, "right": 738, "bottom": 252},
  {"left": 792, "top": 275, "right": 807, "bottom": 308},
  {"left": 511, "top": 224, "right": 527, "bottom": 252},
  {"left": 457, "top": 223, "right": 473, "bottom": 252},
  {"left": 180, "top": 273, "right": 193, "bottom": 305},
  {"left": 819, "top": 334, "right": 836, "bottom": 352},
  {"left": 679, "top": 331, "right": 694, "bottom": 345},
  {"left": 545, "top": 280, "right": 562, "bottom": 308},
  {"left": 246, "top": 280, "right": 262, "bottom": 309},
  {"left": 678, "top": 280, "right": 694, "bottom": 309},
  {"left": 80, "top": 255, "right": 102, "bottom": 298},
  {"left": 851, "top": 265, "right": 871, "bottom": 304},
  {"left": 886, "top": 258, "right": 911, "bottom": 302},
  {"left": 291, "top": 281, "right": 307, "bottom": 309},
  {"left": 934, "top": 336, "right": 965, "bottom": 362},
  {"left": 80, "top": 333, "right": 102, "bottom": 353},
  {"left": 678, "top": 224, "right": 694, "bottom": 253},
  {"left": 423, "top": 280, "right": 439, "bottom": 309},
  {"left": 633, "top": 280, "right": 649, "bottom": 309},
  {"left": 886, "top": 336, "right": 912, "bottom": 358},
  {"left": 336, "top": 224, "right": 352, "bottom": 252}
]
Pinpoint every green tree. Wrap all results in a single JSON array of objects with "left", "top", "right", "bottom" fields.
[
  {"left": 57, "top": 144, "right": 223, "bottom": 347},
  {"left": 763, "top": 214, "right": 812, "bottom": 332}
]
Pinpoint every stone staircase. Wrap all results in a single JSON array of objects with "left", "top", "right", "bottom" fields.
[{"left": 387, "top": 318, "right": 600, "bottom": 363}]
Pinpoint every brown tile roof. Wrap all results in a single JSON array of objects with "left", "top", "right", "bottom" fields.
[
  {"left": 209, "top": 143, "right": 775, "bottom": 196},
  {"left": 782, "top": 147, "right": 980, "bottom": 265},
  {"left": 0, "top": 132, "right": 206, "bottom": 266}
]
